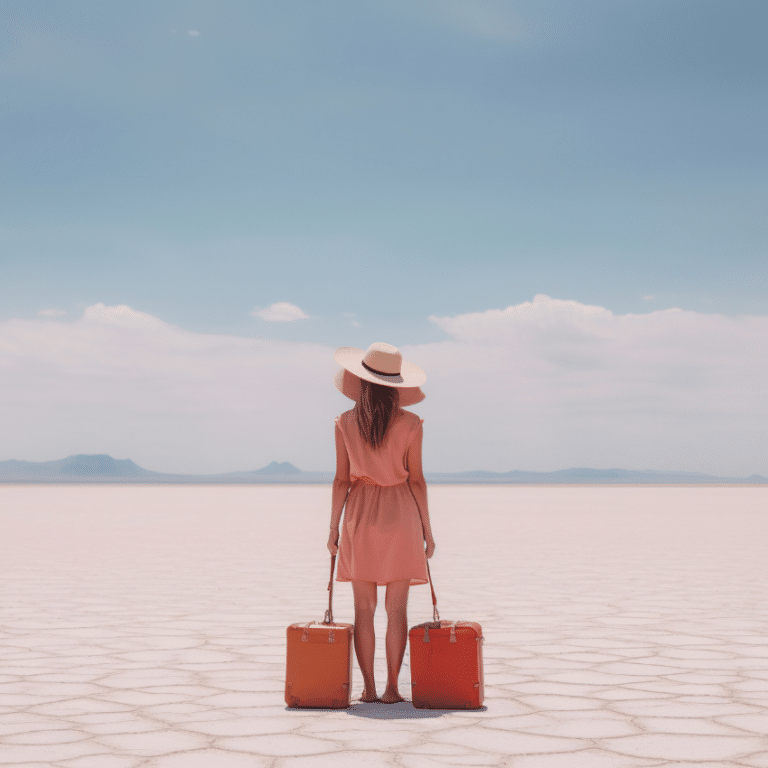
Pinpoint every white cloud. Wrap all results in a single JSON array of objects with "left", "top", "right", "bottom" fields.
[
  {"left": 37, "top": 308, "right": 66, "bottom": 317},
  {"left": 251, "top": 302, "right": 310, "bottom": 322},
  {"left": 415, "top": 295, "right": 768, "bottom": 473},
  {"left": 0, "top": 304, "right": 335, "bottom": 474},
  {"left": 83, "top": 303, "right": 169, "bottom": 330},
  {"left": 1, "top": 299, "right": 766, "bottom": 476},
  {"left": 188, "top": 30, "right": 200, "bottom": 37}
]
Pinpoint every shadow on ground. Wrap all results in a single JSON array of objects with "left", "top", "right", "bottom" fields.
[{"left": 347, "top": 701, "right": 488, "bottom": 719}]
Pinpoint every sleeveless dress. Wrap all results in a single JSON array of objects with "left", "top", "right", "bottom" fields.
[{"left": 335, "top": 408, "right": 429, "bottom": 586}]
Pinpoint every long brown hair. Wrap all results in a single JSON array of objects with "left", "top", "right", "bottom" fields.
[{"left": 354, "top": 378, "right": 400, "bottom": 448}]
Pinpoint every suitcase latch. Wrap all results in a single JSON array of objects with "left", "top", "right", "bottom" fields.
[
  {"left": 328, "top": 630, "right": 335, "bottom": 643},
  {"left": 422, "top": 621, "right": 441, "bottom": 642}
]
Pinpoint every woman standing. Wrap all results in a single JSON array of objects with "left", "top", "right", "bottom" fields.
[{"left": 328, "top": 342, "right": 436, "bottom": 704}]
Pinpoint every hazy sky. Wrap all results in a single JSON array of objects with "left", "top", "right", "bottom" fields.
[{"left": 2, "top": 1, "right": 766, "bottom": 474}]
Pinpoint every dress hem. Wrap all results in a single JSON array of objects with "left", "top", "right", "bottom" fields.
[{"left": 336, "top": 576, "right": 428, "bottom": 586}]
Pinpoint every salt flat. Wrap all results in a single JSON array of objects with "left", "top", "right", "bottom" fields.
[{"left": 1, "top": 484, "right": 768, "bottom": 767}]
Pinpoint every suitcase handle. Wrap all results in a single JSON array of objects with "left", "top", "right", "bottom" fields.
[
  {"left": 426, "top": 560, "right": 440, "bottom": 622},
  {"left": 324, "top": 554, "right": 336, "bottom": 624},
  {"left": 323, "top": 554, "right": 439, "bottom": 625}
]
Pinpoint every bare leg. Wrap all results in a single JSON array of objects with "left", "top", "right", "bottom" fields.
[
  {"left": 381, "top": 578, "right": 410, "bottom": 703},
  {"left": 351, "top": 580, "right": 379, "bottom": 702}
]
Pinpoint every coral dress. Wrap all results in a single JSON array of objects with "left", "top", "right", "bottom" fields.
[{"left": 335, "top": 408, "right": 429, "bottom": 586}]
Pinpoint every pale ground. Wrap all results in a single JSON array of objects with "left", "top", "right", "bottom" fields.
[{"left": 1, "top": 485, "right": 768, "bottom": 767}]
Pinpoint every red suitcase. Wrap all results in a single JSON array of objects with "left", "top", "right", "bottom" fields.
[
  {"left": 285, "top": 555, "right": 354, "bottom": 708},
  {"left": 409, "top": 563, "right": 484, "bottom": 709}
]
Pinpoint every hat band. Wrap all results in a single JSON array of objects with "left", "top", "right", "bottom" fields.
[{"left": 361, "top": 360, "right": 401, "bottom": 378}]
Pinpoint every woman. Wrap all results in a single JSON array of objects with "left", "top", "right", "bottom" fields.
[{"left": 328, "top": 342, "right": 436, "bottom": 704}]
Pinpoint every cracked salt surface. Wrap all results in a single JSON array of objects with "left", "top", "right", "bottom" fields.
[{"left": 1, "top": 484, "right": 768, "bottom": 766}]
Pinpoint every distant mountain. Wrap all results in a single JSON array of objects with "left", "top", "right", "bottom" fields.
[
  {"left": 58, "top": 454, "right": 153, "bottom": 477},
  {"left": 0, "top": 455, "right": 765, "bottom": 485},
  {"left": 256, "top": 461, "right": 301, "bottom": 475},
  {"left": 425, "top": 467, "right": 768, "bottom": 484},
  {"left": 0, "top": 456, "right": 331, "bottom": 484},
  {"left": 223, "top": 461, "right": 303, "bottom": 477},
  {"left": 0, "top": 454, "right": 158, "bottom": 481}
]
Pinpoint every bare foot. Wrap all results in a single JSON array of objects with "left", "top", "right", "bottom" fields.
[
  {"left": 358, "top": 690, "right": 380, "bottom": 703},
  {"left": 380, "top": 688, "right": 405, "bottom": 704}
]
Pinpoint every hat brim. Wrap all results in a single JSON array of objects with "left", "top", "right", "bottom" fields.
[
  {"left": 334, "top": 346, "right": 427, "bottom": 388},
  {"left": 334, "top": 369, "right": 425, "bottom": 407}
]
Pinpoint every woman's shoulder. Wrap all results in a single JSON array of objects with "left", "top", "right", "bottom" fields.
[
  {"left": 335, "top": 409, "right": 356, "bottom": 427},
  {"left": 395, "top": 408, "right": 423, "bottom": 430}
]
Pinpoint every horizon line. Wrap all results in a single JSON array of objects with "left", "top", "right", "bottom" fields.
[{"left": 0, "top": 454, "right": 766, "bottom": 482}]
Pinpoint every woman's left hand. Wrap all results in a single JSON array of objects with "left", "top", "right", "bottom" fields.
[{"left": 327, "top": 530, "right": 339, "bottom": 556}]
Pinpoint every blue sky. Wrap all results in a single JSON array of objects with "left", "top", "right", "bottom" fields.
[{"left": 2, "top": 1, "right": 767, "bottom": 473}]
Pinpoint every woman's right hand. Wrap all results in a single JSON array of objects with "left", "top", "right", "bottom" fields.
[
  {"left": 425, "top": 537, "right": 435, "bottom": 559},
  {"left": 327, "top": 530, "right": 339, "bottom": 556}
]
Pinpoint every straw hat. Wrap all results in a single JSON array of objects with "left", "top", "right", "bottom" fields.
[{"left": 334, "top": 342, "right": 426, "bottom": 406}]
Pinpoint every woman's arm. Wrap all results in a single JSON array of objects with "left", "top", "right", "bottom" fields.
[
  {"left": 406, "top": 423, "right": 435, "bottom": 559},
  {"left": 328, "top": 423, "right": 351, "bottom": 555}
]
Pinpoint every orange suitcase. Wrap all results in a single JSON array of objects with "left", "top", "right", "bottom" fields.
[
  {"left": 409, "top": 563, "right": 484, "bottom": 709},
  {"left": 285, "top": 555, "right": 354, "bottom": 708}
]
